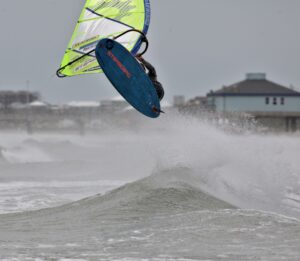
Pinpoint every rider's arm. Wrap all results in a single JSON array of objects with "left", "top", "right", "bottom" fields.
[{"left": 137, "top": 57, "right": 157, "bottom": 79}]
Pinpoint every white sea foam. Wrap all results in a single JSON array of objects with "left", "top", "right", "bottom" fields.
[
  {"left": 0, "top": 113, "right": 299, "bottom": 219},
  {"left": 0, "top": 114, "right": 300, "bottom": 259},
  {"left": 0, "top": 180, "right": 124, "bottom": 214},
  {"left": 143, "top": 114, "right": 300, "bottom": 218}
]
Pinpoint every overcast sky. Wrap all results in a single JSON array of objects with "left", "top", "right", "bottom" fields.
[{"left": 0, "top": 0, "right": 299, "bottom": 104}]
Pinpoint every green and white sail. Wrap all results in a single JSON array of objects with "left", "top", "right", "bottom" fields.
[{"left": 58, "top": 0, "right": 151, "bottom": 77}]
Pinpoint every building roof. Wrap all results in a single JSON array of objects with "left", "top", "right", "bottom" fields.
[
  {"left": 30, "top": 101, "right": 48, "bottom": 107},
  {"left": 209, "top": 73, "right": 300, "bottom": 97},
  {"left": 67, "top": 101, "right": 100, "bottom": 107}
]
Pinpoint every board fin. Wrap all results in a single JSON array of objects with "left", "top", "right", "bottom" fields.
[{"left": 152, "top": 106, "right": 165, "bottom": 114}]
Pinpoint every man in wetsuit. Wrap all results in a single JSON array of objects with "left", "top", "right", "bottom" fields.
[{"left": 136, "top": 56, "right": 164, "bottom": 101}]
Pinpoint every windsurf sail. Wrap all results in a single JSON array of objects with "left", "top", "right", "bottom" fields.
[{"left": 57, "top": 0, "right": 151, "bottom": 77}]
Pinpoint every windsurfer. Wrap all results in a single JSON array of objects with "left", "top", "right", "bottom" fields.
[{"left": 136, "top": 56, "right": 164, "bottom": 101}]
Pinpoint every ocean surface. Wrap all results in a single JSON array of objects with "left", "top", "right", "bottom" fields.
[{"left": 0, "top": 114, "right": 299, "bottom": 260}]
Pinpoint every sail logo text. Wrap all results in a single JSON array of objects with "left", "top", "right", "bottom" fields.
[{"left": 107, "top": 51, "right": 131, "bottom": 79}]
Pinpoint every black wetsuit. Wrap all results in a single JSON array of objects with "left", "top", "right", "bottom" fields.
[{"left": 138, "top": 57, "right": 164, "bottom": 101}]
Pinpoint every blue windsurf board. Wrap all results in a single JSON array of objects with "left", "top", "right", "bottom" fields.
[{"left": 95, "top": 39, "right": 161, "bottom": 118}]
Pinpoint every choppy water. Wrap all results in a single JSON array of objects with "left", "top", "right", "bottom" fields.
[{"left": 0, "top": 114, "right": 300, "bottom": 260}]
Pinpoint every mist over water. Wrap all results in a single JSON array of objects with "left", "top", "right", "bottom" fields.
[
  {"left": 149, "top": 114, "right": 300, "bottom": 218},
  {"left": 0, "top": 112, "right": 299, "bottom": 260}
]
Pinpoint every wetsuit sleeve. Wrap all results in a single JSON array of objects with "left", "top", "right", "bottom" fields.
[{"left": 140, "top": 58, "right": 157, "bottom": 79}]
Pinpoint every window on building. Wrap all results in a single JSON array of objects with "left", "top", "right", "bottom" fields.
[
  {"left": 273, "top": 97, "right": 277, "bottom": 105},
  {"left": 281, "top": 97, "right": 285, "bottom": 105},
  {"left": 265, "top": 97, "right": 269, "bottom": 105}
]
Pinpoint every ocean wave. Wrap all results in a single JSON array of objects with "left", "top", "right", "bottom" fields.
[{"left": 19, "top": 167, "right": 235, "bottom": 220}]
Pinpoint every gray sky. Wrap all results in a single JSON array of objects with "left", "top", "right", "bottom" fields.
[{"left": 0, "top": 0, "right": 299, "bottom": 104}]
